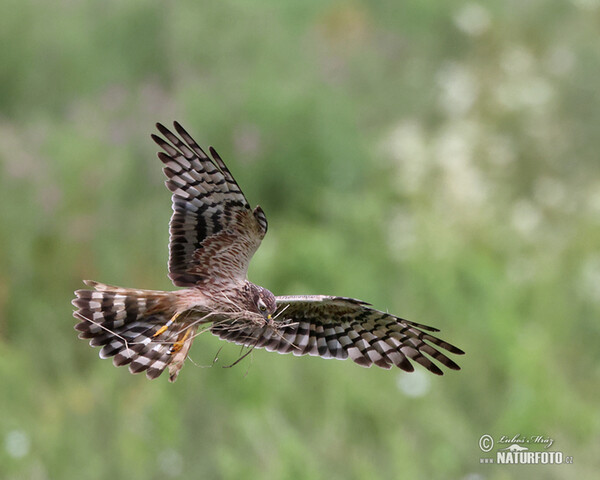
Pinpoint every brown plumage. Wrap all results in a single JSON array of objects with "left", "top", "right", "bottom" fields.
[{"left": 73, "top": 122, "right": 464, "bottom": 381}]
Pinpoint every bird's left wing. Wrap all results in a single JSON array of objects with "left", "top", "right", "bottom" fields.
[
  {"left": 211, "top": 296, "right": 464, "bottom": 375},
  {"left": 152, "top": 122, "right": 268, "bottom": 287}
]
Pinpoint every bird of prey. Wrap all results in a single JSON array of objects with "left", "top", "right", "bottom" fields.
[{"left": 73, "top": 122, "right": 464, "bottom": 382}]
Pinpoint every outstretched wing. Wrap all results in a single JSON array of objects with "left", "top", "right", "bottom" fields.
[
  {"left": 211, "top": 296, "right": 464, "bottom": 375},
  {"left": 152, "top": 122, "right": 268, "bottom": 287}
]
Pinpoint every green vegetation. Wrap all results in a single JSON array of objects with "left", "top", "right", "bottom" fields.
[{"left": 1, "top": 1, "right": 598, "bottom": 479}]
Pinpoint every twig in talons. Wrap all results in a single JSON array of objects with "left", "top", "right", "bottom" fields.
[
  {"left": 212, "top": 345, "right": 224, "bottom": 366},
  {"left": 222, "top": 344, "right": 256, "bottom": 368},
  {"left": 243, "top": 349, "right": 253, "bottom": 378}
]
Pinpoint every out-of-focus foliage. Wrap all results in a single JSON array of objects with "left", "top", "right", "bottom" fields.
[{"left": 0, "top": 1, "right": 599, "bottom": 479}]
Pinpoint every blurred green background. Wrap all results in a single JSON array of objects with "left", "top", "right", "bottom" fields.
[{"left": 1, "top": 1, "right": 599, "bottom": 479}]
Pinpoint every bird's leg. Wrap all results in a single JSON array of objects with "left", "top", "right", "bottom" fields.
[
  {"left": 169, "top": 328, "right": 192, "bottom": 355},
  {"left": 153, "top": 311, "right": 182, "bottom": 338}
]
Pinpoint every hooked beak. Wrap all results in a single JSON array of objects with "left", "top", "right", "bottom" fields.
[{"left": 267, "top": 314, "right": 272, "bottom": 320}]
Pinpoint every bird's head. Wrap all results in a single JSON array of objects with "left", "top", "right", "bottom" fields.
[{"left": 249, "top": 284, "right": 277, "bottom": 321}]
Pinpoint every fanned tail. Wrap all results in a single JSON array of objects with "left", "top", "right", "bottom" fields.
[{"left": 72, "top": 280, "right": 196, "bottom": 382}]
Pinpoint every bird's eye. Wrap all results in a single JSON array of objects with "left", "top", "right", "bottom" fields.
[{"left": 257, "top": 299, "right": 267, "bottom": 312}]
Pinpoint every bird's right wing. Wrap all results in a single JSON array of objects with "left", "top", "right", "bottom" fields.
[
  {"left": 152, "top": 122, "right": 268, "bottom": 287},
  {"left": 211, "top": 295, "right": 464, "bottom": 375}
]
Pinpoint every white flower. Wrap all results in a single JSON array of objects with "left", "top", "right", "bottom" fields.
[{"left": 453, "top": 3, "right": 491, "bottom": 36}]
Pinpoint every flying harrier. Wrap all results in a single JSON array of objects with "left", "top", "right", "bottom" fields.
[{"left": 73, "top": 122, "right": 464, "bottom": 382}]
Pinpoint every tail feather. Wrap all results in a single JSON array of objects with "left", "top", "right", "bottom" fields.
[{"left": 73, "top": 281, "right": 196, "bottom": 381}]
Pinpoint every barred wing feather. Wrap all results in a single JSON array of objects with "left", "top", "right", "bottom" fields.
[
  {"left": 152, "top": 122, "right": 268, "bottom": 287},
  {"left": 211, "top": 296, "right": 464, "bottom": 375}
]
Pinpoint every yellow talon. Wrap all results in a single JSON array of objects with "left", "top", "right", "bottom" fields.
[
  {"left": 169, "top": 329, "right": 192, "bottom": 355},
  {"left": 153, "top": 324, "right": 168, "bottom": 337},
  {"left": 153, "top": 311, "right": 182, "bottom": 338}
]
